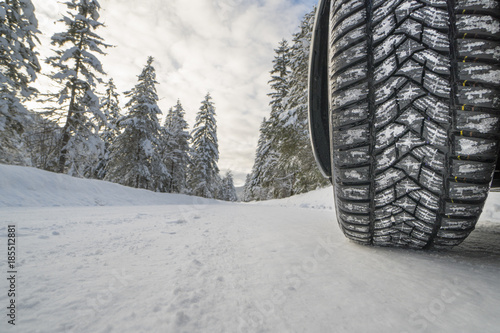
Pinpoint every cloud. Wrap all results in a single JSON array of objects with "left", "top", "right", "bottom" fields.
[{"left": 31, "top": 0, "right": 317, "bottom": 186}]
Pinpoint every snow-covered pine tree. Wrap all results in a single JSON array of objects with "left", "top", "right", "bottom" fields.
[
  {"left": 248, "top": 40, "right": 291, "bottom": 200},
  {"left": 163, "top": 100, "right": 191, "bottom": 194},
  {"left": 188, "top": 93, "right": 220, "bottom": 199},
  {"left": 0, "top": 0, "right": 41, "bottom": 165},
  {"left": 105, "top": 56, "right": 167, "bottom": 191},
  {"left": 221, "top": 170, "right": 237, "bottom": 202},
  {"left": 280, "top": 8, "right": 329, "bottom": 194},
  {"left": 247, "top": 118, "right": 272, "bottom": 201},
  {"left": 242, "top": 173, "right": 253, "bottom": 202},
  {"left": 24, "top": 113, "right": 61, "bottom": 171},
  {"left": 94, "top": 78, "right": 121, "bottom": 179},
  {"left": 45, "top": 0, "right": 111, "bottom": 176}
]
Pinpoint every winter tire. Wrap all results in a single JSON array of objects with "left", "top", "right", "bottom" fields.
[{"left": 309, "top": 0, "right": 500, "bottom": 248}]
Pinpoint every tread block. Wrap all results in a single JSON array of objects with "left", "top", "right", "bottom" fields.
[
  {"left": 458, "top": 62, "right": 500, "bottom": 86},
  {"left": 375, "top": 99, "right": 398, "bottom": 129},
  {"left": 331, "top": 9, "right": 366, "bottom": 44},
  {"left": 395, "top": 155, "right": 422, "bottom": 178},
  {"left": 445, "top": 202, "right": 482, "bottom": 217},
  {"left": 456, "top": 14, "right": 500, "bottom": 37},
  {"left": 414, "top": 95, "right": 451, "bottom": 123},
  {"left": 395, "top": 18, "right": 423, "bottom": 39},
  {"left": 332, "top": 105, "right": 369, "bottom": 127},
  {"left": 336, "top": 184, "right": 370, "bottom": 200},
  {"left": 456, "top": 111, "right": 500, "bottom": 134},
  {"left": 333, "top": 146, "right": 370, "bottom": 166},
  {"left": 440, "top": 217, "right": 475, "bottom": 231},
  {"left": 423, "top": 72, "right": 451, "bottom": 97},
  {"left": 396, "top": 178, "right": 422, "bottom": 197},
  {"left": 375, "top": 168, "right": 406, "bottom": 191},
  {"left": 332, "top": 124, "right": 369, "bottom": 147},
  {"left": 331, "top": 83, "right": 369, "bottom": 108},
  {"left": 451, "top": 160, "right": 496, "bottom": 180},
  {"left": 419, "top": 167, "right": 443, "bottom": 193},
  {"left": 422, "top": 27, "right": 449, "bottom": 51},
  {"left": 375, "top": 145, "right": 397, "bottom": 171},
  {"left": 414, "top": 50, "right": 450, "bottom": 74},
  {"left": 332, "top": 25, "right": 366, "bottom": 52},
  {"left": 331, "top": 63, "right": 368, "bottom": 90},
  {"left": 397, "top": 82, "right": 426, "bottom": 109},
  {"left": 449, "top": 183, "right": 490, "bottom": 200},
  {"left": 373, "top": 14, "right": 397, "bottom": 43},
  {"left": 336, "top": 166, "right": 371, "bottom": 182},
  {"left": 454, "top": 137, "right": 498, "bottom": 156},
  {"left": 374, "top": 55, "right": 398, "bottom": 83},
  {"left": 375, "top": 187, "right": 396, "bottom": 207},
  {"left": 374, "top": 35, "right": 405, "bottom": 63},
  {"left": 375, "top": 77, "right": 407, "bottom": 104},
  {"left": 394, "top": 131, "right": 426, "bottom": 155},
  {"left": 337, "top": 199, "right": 371, "bottom": 214},
  {"left": 457, "top": 39, "right": 500, "bottom": 61},
  {"left": 331, "top": 42, "right": 368, "bottom": 73},
  {"left": 423, "top": 120, "right": 448, "bottom": 147},
  {"left": 458, "top": 86, "right": 500, "bottom": 108},
  {"left": 331, "top": 0, "right": 366, "bottom": 30},
  {"left": 396, "top": 107, "right": 425, "bottom": 132},
  {"left": 413, "top": 146, "right": 446, "bottom": 170},
  {"left": 376, "top": 123, "right": 407, "bottom": 149},
  {"left": 339, "top": 211, "right": 371, "bottom": 225},
  {"left": 456, "top": 0, "right": 500, "bottom": 11},
  {"left": 411, "top": 7, "right": 448, "bottom": 29}
]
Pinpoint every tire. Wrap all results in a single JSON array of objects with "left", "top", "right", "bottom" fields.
[{"left": 327, "top": 0, "right": 500, "bottom": 248}]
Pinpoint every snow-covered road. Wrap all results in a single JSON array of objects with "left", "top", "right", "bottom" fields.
[{"left": 1, "top": 165, "right": 499, "bottom": 332}]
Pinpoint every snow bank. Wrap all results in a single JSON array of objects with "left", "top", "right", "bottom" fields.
[
  {"left": 252, "top": 186, "right": 335, "bottom": 210},
  {"left": 1, "top": 164, "right": 499, "bottom": 224},
  {"left": 0, "top": 164, "right": 217, "bottom": 207}
]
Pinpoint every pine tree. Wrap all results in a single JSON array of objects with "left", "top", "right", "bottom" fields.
[
  {"left": 248, "top": 40, "right": 291, "bottom": 200},
  {"left": 45, "top": 0, "right": 111, "bottom": 175},
  {"left": 242, "top": 173, "right": 253, "bottom": 202},
  {"left": 0, "top": 0, "right": 41, "bottom": 165},
  {"left": 247, "top": 11, "right": 330, "bottom": 200},
  {"left": 163, "top": 100, "right": 191, "bottom": 193},
  {"left": 24, "top": 113, "right": 61, "bottom": 171},
  {"left": 94, "top": 78, "right": 121, "bottom": 179},
  {"left": 105, "top": 56, "right": 167, "bottom": 190},
  {"left": 280, "top": 8, "right": 329, "bottom": 194},
  {"left": 221, "top": 170, "right": 238, "bottom": 202},
  {"left": 188, "top": 93, "right": 220, "bottom": 198}
]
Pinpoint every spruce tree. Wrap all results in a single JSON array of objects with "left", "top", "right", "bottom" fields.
[
  {"left": 45, "top": 0, "right": 110, "bottom": 175},
  {"left": 188, "top": 93, "right": 220, "bottom": 198},
  {"left": 105, "top": 56, "right": 167, "bottom": 190},
  {"left": 280, "top": 8, "right": 329, "bottom": 194},
  {"left": 242, "top": 173, "right": 253, "bottom": 202},
  {"left": 0, "top": 0, "right": 40, "bottom": 165},
  {"left": 248, "top": 40, "right": 291, "bottom": 200},
  {"left": 163, "top": 100, "right": 191, "bottom": 193},
  {"left": 221, "top": 170, "right": 238, "bottom": 202},
  {"left": 95, "top": 78, "right": 121, "bottom": 179}
]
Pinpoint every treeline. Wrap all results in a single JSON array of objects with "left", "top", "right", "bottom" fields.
[
  {"left": 0, "top": 0, "right": 237, "bottom": 201},
  {"left": 242, "top": 9, "right": 329, "bottom": 201}
]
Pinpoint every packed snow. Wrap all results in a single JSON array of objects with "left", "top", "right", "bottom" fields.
[{"left": 1, "top": 164, "right": 499, "bottom": 333}]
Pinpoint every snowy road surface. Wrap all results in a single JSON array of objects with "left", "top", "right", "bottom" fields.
[{"left": 1, "top": 165, "right": 499, "bottom": 333}]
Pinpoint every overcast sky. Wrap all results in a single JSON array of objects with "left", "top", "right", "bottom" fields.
[{"left": 32, "top": 0, "right": 318, "bottom": 186}]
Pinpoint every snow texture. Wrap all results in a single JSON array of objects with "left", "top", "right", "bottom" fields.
[{"left": 0, "top": 164, "right": 499, "bottom": 332}]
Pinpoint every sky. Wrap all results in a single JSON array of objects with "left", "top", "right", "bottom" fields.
[{"left": 31, "top": 0, "right": 318, "bottom": 186}]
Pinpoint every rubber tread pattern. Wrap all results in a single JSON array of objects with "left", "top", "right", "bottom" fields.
[{"left": 328, "top": 0, "right": 500, "bottom": 248}]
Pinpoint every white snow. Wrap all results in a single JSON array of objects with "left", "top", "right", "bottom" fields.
[{"left": 1, "top": 164, "right": 500, "bottom": 333}]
